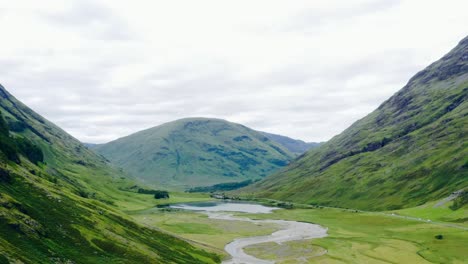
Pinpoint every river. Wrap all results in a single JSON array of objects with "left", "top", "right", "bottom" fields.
[{"left": 170, "top": 201, "right": 328, "bottom": 264}]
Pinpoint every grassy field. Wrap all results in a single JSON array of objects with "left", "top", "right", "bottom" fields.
[
  {"left": 131, "top": 209, "right": 278, "bottom": 259},
  {"left": 244, "top": 208, "right": 467, "bottom": 263},
  {"left": 244, "top": 241, "right": 327, "bottom": 263},
  {"left": 129, "top": 194, "right": 468, "bottom": 263},
  {"left": 117, "top": 191, "right": 214, "bottom": 212},
  {"left": 389, "top": 200, "right": 467, "bottom": 225}
]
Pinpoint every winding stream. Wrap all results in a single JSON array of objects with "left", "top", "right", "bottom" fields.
[{"left": 171, "top": 202, "right": 328, "bottom": 264}]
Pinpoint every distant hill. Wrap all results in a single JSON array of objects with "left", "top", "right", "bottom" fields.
[
  {"left": 260, "top": 131, "right": 322, "bottom": 155},
  {"left": 83, "top": 142, "right": 100, "bottom": 148},
  {"left": 239, "top": 36, "right": 468, "bottom": 211},
  {"left": 93, "top": 118, "right": 295, "bottom": 189},
  {"left": 0, "top": 85, "right": 219, "bottom": 263}
]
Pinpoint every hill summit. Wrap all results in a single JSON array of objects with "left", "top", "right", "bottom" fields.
[{"left": 94, "top": 118, "right": 295, "bottom": 189}]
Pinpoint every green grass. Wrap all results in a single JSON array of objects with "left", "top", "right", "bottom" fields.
[
  {"left": 128, "top": 193, "right": 468, "bottom": 264},
  {"left": 244, "top": 241, "right": 327, "bottom": 264},
  {"left": 243, "top": 208, "right": 468, "bottom": 263},
  {"left": 131, "top": 210, "right": 278, "bottom": 259},
  {"left": 389, "top": 200, "right": 468, "bottom": 225}
]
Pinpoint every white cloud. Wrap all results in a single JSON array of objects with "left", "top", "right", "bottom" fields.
[{"left": 0, "top": 0, "right": 467, "bottom": 143}]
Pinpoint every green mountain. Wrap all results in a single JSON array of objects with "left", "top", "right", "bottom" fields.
[
  {"left": 260, "top": 131, "right": 322, "bottom": 155},
  {"left": 0, "top": 86, "right": 219, "bottom": 263},
  {"left": 93, "top": 118, "right": 295, "bottom": 189},
  {"left": 239, "top": 36, "right": 468, "bottom": 211}
]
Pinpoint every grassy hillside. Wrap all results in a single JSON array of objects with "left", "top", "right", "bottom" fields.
[
  {"left": 94, "top": 118, "right": 294, "bottom": 189},
  {"left": 260, "top": 131, "right": 322, "bottom": 155},
  {"left": 0, "top": 85, "right": 219, "bottom": 263},
  {"left": 239, "top": 36, "right": 468, "bottom": 211}
]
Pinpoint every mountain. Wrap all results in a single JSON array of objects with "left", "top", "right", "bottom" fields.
[
  {"left": 0, "top": 85, "right": 219, "bottom": 263},
  {"left": 93, "top": 118, "right": 295, "bottom": 189},
  {"left": 239, "top": 36, "right": 468, "bottom": 211},
  {"left": 260, "top": 131, "right": 322, "bottom": 155}
]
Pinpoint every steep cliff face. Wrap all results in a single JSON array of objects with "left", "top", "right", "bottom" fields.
[{"left": 240, "top": 36, "right": 468, "bottom": 211}]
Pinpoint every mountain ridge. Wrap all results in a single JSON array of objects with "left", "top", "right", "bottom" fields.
[
  {"left": 238, "top": 35, "right": 468, "bottom": 211},
  {"left": 259, "top": 131, "right": 322, "bottom": 155}
]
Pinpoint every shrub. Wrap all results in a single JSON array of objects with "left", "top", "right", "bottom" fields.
[
  {"left": 7, "top": 121, "right": 27, "bottom": 132},
  {"left": 15, "top": 137, "right": 44, "bottom": 164},
  {"left": 435, "top": 234, "right": 444, "bottom": 240},
  {"left": 154, "top": 191, "right": 169, "bottom": 199}
]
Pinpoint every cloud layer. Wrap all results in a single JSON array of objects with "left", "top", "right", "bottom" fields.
[{"left": 1, "top": 0, "right": 467, "bottom": 143}]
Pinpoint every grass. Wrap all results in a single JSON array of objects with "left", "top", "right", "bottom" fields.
[
  {"left": 131, "top": 209, "right": 278, "bottom": 259},
  {"left": 244, "top": 241, "right": 327, "bottom": 263},
  {"left": 118, "top": 191, "right": 214, "bottom": 212},
  {"left": 243, "top": 208, "right": 468, "bottom": 263},
  {"left": 389, "top": 200, "right": 468, "bottom": 225},
  {"left": 129, "top": 194, "right": 468, "bottom": 264}
]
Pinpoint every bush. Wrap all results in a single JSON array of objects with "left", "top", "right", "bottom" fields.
[
  {"left": 154, "top": 191, "right": 169, "bottom": 199},
  {"left": 0, "top": 113, "right": 43, "bottom": 164},
  {"left": 15, "top": 137, "right": 44, "bottom": 164},
  {"left": 7, "top": 121, "right": 27, "bottom": 132},
  {"left": 435, "top": 234, "right": 443, "bottom": 240}
]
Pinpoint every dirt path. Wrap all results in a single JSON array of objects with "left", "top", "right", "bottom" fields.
[{"left": 205, "top": 212, "right": 328, "bottom": 264}]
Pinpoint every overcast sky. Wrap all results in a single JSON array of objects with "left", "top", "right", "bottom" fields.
[{"left": 0, "top": 0, "right": 467, "bottom": 143}]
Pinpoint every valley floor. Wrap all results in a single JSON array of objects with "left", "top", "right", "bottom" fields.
[{"left": 128, "top": 194, "right": 468, "bottom": 263}]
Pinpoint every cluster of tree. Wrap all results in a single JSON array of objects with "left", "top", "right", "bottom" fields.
[
  {"left": 0, "top": 112, "right": 44, "bottom": 165},
  {"left": 187, "top": 179, "right": 257, "bottom": 193},
  {"left": 137, "top": 188, "right": 170, "bottom": 199},
  {"left": 153, "top": 190, "right": 169, "bottom": 199}
]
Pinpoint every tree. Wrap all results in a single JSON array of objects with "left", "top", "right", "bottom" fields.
[{"left": 154, "top": 191, "right": 169, "bottom": 199}]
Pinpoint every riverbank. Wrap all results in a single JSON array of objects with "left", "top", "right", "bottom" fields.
[{"left": 205, "top": 212, "right": 327, "bottom": 264}]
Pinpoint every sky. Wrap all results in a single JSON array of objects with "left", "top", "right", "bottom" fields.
[{"left": 0, "top": 0, "right": 467, "bottom": 143}]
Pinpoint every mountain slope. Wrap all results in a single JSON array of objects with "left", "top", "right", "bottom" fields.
[
  {"left": 240, "top": 36, "right": 468, "bottom": 211},
  {"left": 94, "top": 118, "right": 295, "bottom": 189},
  {"left": 260, "top": 131, "right": 322, "bottom": 155},
  {"left": 0, "top": 85, "right": 219, "bottom": 263}
]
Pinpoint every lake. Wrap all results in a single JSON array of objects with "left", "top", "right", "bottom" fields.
[{"left": 170, "top": 201, "right": 279, "bottom": 214}]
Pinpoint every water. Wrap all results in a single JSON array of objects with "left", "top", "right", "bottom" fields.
[
  {"left": 170, "top": 201, "right": 279, "bottom": 214},
  {"left": 169, "top": 201, "right": 328, "bottom": 263}
]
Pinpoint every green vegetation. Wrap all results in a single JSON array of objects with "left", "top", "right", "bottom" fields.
[
  {"left": 93, "top": 117, "right": 294, "bottom": 189},
  {"left": 450, "top": 191, "right": 468, "bottom": 211},
  {"left": 154, "top": 190, "right": 170, "bottom": 199},
  {"left": 131, "top": 209, "right": 278, "bottom": 259},
  {"left": 389, "top": 197, "right": 467, "bottom": 225},
  {"left": 244, "top": 241, "right": 327, "bottom": 263},
  {"left": 0, "top": 85, "right": 219, "bottom": 263},
  {"left": 0, "top": 112, "right": 44, "bottom": 165},
  {"left": 129, "top": 194, "right": 468, "bottom": 263},
  {"left": 187, "top": 179, "right": 257, "bottom": 193},
  {"left": 243, "top": 208, "right": 468, "bottom": 263},
  {"left": 240, "top": 36, "right": 468, "bottom": 210},
  {"left": 260, "top": 131, "right": 322, "bottom": 155}
]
